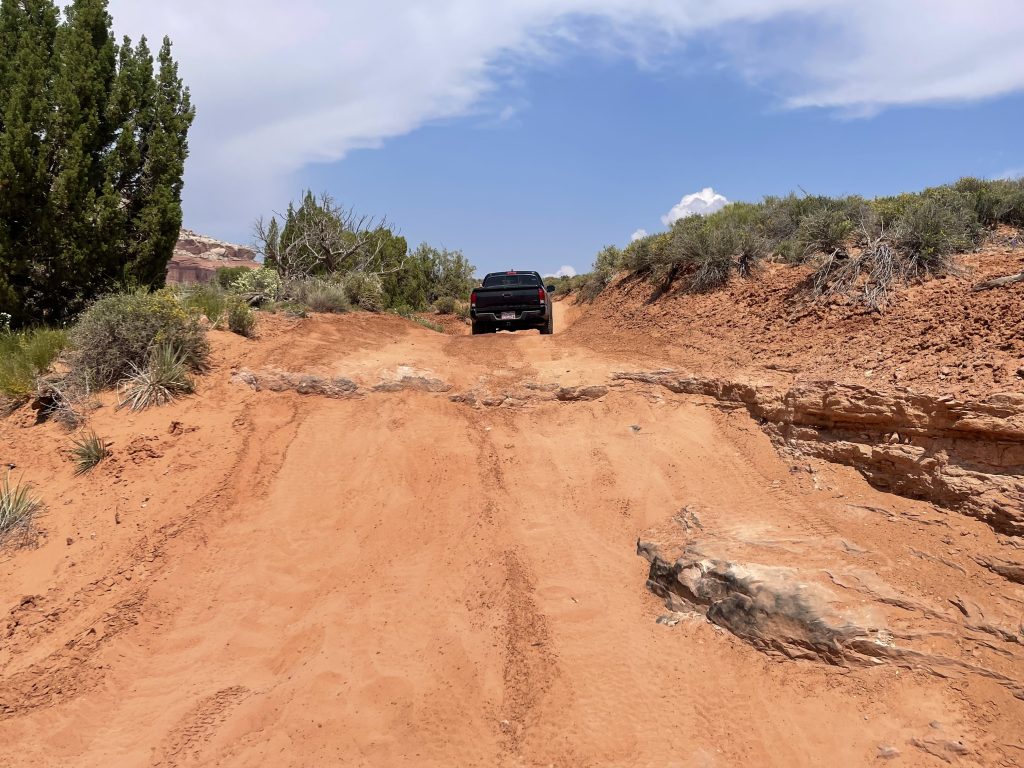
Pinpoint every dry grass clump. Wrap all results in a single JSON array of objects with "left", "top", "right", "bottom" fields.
[
  {"left": 0, "top": 471, "right": 44, "bottom": 548},
  {"left": 0, "top": 328, "right": 68, "bottom": 400}
]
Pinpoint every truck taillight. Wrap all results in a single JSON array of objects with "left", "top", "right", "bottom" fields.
[
  {"left": 471, "top": 291, "right": 477, "bottom": 306},
  {"left": 538, "top": 287, "right": 545, "bottom": 303}
]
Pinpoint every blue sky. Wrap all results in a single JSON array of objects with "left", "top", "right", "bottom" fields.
[{"left": 106, "top": 1, "right": 1024, "bottom": 277}]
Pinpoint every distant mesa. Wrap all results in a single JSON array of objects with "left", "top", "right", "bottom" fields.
[{"left": 167, "top": 229, "right": 260, "bottom": 284}]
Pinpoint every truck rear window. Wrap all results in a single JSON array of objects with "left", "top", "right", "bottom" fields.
[{"left": 482, "top": 273, "right": 541, "bottom": 288}]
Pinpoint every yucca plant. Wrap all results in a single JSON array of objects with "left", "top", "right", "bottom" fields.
[
  {"left": 117, "top": 343, "right": 195, "bottom": 412},
  {"left": 71, "top": 431, "right": 109, "bottom": 475},
  {"left": 0, "top": 471, "right": 43, "bottom": 546}
]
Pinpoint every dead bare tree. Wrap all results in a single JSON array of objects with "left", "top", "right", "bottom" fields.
[
  {"left": 811, "top": 220, "right": 908, "bottom": 310},
  {"left": 254, "top": 193, "right": 404, "bottom": 280},
  {"left": 972, "top": 271, "right": 1024, "bottom": 292}
]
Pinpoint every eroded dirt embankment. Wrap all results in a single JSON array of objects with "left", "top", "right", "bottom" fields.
[{"left": 565, "top": 233, "right": 1024, "bottom": 399}]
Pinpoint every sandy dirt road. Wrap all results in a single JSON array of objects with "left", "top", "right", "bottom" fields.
[{"left": 2, "top": 303, "right": 1023, "bottom": 766}]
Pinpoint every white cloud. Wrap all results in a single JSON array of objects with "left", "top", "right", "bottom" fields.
[
  {"left": 997, "top": 167, "right": 1024, "bottom": 180},
  {"left": 631, "top": 229, "right": 649, "bottom": 242},
  {"left": 102, "top": 1, "right": 1024, "bottom": 236},
  {"left": 547, "top": 265, "right": 578, "bottom": 278},
  {"left": 661, "top": 188, "right": 729, "bottom": 226}
]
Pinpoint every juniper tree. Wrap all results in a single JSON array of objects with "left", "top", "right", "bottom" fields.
[
  {"left": 0, "top": 0, "right": 194, "bottom": 327},
  {"left": 0, "top": 0, "right": 59, "bottom": 323}
]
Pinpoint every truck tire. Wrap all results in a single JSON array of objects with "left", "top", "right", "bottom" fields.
[
  {"left": 540, "top": 314, "right": 554, "bottom": 335},
  {"left": 471, "top": 322, "right": 487, "bottom": 335}
]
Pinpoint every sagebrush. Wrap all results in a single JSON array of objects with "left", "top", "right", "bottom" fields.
[
  {"left": 70, "top": 292, "right": 209, "bottom": 387},
  {"left": 583, "top": 176, "right": 1023, "bottom": 306}
]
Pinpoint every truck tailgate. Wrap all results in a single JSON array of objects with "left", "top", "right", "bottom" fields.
[{"left": 474, "top": 288, "right": 541, "bottom": 312}]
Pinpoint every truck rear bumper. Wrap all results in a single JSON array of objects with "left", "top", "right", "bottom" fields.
[{"left": 472, "top": 308, "right": 546, "bottom": 324}]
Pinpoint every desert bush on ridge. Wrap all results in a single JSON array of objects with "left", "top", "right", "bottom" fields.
[
  {"left": 282, "top": 278, "right": 351, "bottom": 314},
  {"left": 179, "top": 284, "right": 230, "bottom": 326},
  {"left": 578, "top": 176, "right": 1023, "bottom": 306},
  {"left": 341, "top": 272, "right": 386, "bottom": 313},
  {"left": 256, "top": 193, "right": 477, "bottom": 314}
]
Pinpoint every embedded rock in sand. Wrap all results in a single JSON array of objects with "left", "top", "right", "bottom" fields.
[
  {"left": 638, "top": 526, "right": 1024, "bottom": 700},
  {"left": 638, "top": 544, "right": 892, "bottom": 665},
  {"left": 233, "top": 370, "right": 360, "bottom": 398},
  {"left": 554, "top": 385, "right": 609, "bottom": 402}
]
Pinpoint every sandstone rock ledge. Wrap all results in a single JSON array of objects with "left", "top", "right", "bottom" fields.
[{"left": 616, "top": 372, "right": 1024, "bottom": 537}]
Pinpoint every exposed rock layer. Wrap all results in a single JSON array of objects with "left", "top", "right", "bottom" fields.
[{"left": 616, "top": 372, "right": 1024, "bottom": 536}]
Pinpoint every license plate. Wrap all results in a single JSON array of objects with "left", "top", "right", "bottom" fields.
[{"left": 500, "top": 312, "right": 516, "bottom": 320}]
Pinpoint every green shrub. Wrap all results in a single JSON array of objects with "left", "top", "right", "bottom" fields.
[
  {"left": 303, "top": 281, "right": 351, "bottom": 314},
  {"left": 893, "top": 191, "right": 977, "bottom": 272},
  {"left": 731, "top": 227, "right": 770, "bottom": 278},
  {"left": 180, "top": 283, "right": 228, "bottom": 326},
  {"left": 0, "top": 471, "right": 43, "bottom": 546},
  {"left": 117, "top": 343, "right": 195, "bottom": 411},
  {"left": 953, "top": 177, "right": 1024, "bottom": 227},
  {"left": 668, "top": 215, "right": 766, "bottom": 291},
  {"left": 870, "top": 193, "right": 916, "bottom": 228},
  {"left": 227, "top": 299, "right": 257, "bottom": 337},
  {"left": 760, "top": 194, "right": 832, "bottom": 243},
  {"left": 70, "top": 431, "right": 109, "bottom": 475},
  {"left": 576, "top": 245, "right": 622, "bottom": 301},
  {"left": 678, "top": 218, "right": 732, "bottom": 291},
  {"left": 433, "top": 296, "right": 458, "bottom": 315},
  {"left": 773, "top": 238, "right": 804, "bottom": 264},
  {"left": 545, "top": 273, "right": 597, "bottom": 298},
  {"left": 215, "top": 266, "right": 253, "bottom": 289},
  {"left": 71, "top": 292, "right": 209, "bottom": 388},
  {"left": 231, "top": 267, "right": 282, "bottom": 305},
  {"left": 585, "top": 179, "right": 1009, "bottom": 303},
  {"left": 620, "top": 232, "right": 672, "bottom": 272},
  {"left": 429, "top": 296, "right": 471, "bottom": 318},
  {"left": 796, "top": 207, "right": 855, "bottom": 258},
  {"left": 0, "top": 328, "right": 69, "bottom": 398},
  {"left": 342, "top": 272, "right": 386, "bottom": 312}
]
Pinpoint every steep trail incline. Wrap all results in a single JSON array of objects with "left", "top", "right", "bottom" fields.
[{"left": 1, "top": 304, "right": 1022, "bottom": 766}]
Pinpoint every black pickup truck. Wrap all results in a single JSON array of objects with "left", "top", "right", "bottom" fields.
[{"left": 470, "top": 271, "right": 556, "bottom": 335}]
